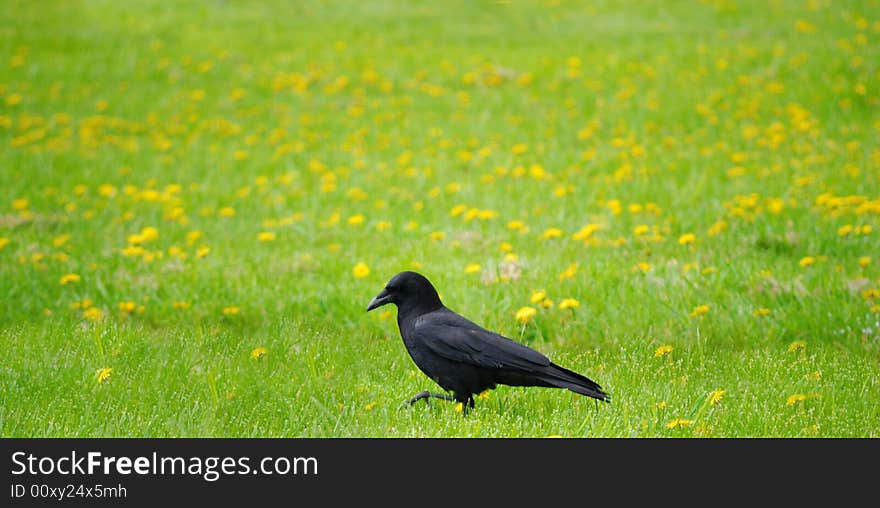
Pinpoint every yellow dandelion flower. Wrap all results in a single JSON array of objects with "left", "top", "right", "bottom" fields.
[
  {"left": 429, "top": 231, "right": 446, "bottom": 241},
  {"left": 530, "top": 289, "right": 547, "bottom": 304},
  {"left": 0, "top": 237, "right": 9, "bottom": 249},
  {"left": 558, "top": 298, "right": 580, "bottom": 310},
  {"left": 464, "top": 263, "right": 481, "bottom": 274},
  {"left": 753, "top": 307, "right": 771, "bottom": 317},
  {"left": 633, "top": 225, "right": 650, "bottom": 236},
  {"left": 799, "top": 256, "right": 815, "bottom": 267},
  {"left": 218, "top": 207, "right": 236, "bottom": 217},
  {"left": 53, "top": 234, "right": 71, "bottom": 248},
  {"left": 60, "top": 273, "right": 81, "bottom": 285},
  {"left": 635, "top": 262, "right": 652, "bottom": 273},
  {"left": 449, "top": 204, "right": 467, "bottom": 217},
  {"left": 82, "top": 307, "right": 104, "bottom": 322},
  {"left": 352, "top": 262, "right": 370, "bottom": 278},
  {"left": 186, "top": 230, "right": 203, "bottom": 245},
  {"left": 707, "top": 220, "right": 728, "bottom": 236},
  {"left": 118, "top": 301, "right": 136, "bottom": 313},
  {"left": 787, "top": 340, "right": 807, "bottom": 352},
  {"left": 12, "top": 198, "right": 29, "bottom": 210},
  {"left": 96, "top": 367, "right": 113, "bottom": 384},
  {"left": 786, "top": 393, "right": 807, "bottom": 406},
  {"left": 515, "top": 306, "right": 537, "bottom": 324},
  {"left": 689, "top": 304, "right": 710, "bottom": 318},
  {"left": 678, "top": 233, "right": 696, "bottom": 245},
  {"left": 654, "top": 345, "right": 673, "bottom": 357},
  {"left": 708, "top": 389, "right": 726, "bottom": 405},
  {"left": 858, "top": 256, "right": 871, "bottom": 267},
  {"left": 257, "top": 231, "right": 276, "bottom": 242},
  {"left": 347, "top": 214, "right": 365, "bottom": 226},
  {"left": 559, "top": 263, "right": 578, "bottom": 281},
  {"left": 196, "top": 246, "right": 210, "bottom": 258},
  {"left": 223, "top": 306, "right": 241, "bottom": 316},
  {"left": 140, "top": 227, "right": 159, "bottom": 242},
  {"left": 542, "top": 227, "right": 563, "bottom": 240},
  {"left": 666, "top": 418, "right": 695, "bottom": 429},
  {"left": 250, "top": 347, "right": 267, "bottom": 359},
  {"left": 173, "top": 301, "right": 191, "bottom": 309}
]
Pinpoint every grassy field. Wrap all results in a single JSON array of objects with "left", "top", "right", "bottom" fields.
[{"left": 1, "top": 0, "right": 878, "bottom": 437}]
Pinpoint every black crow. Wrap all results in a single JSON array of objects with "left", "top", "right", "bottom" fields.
[{"left": 366, "top": 271, "right": 610, "bottom": 413}]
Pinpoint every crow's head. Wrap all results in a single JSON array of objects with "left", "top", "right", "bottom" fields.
[{"left": 366, "top": 271, "right": 442, "bottom": 313}]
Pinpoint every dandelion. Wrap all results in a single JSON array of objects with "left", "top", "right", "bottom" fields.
[
  {"left": 96, "top": 367, "right": 113, "bottom": 384},
  {"left": 708, "top": 389, "right": 726, "bottom": 405},
  {"left": 172, "top": 301, "right": 191, "bottom": 309},
  {"left": 82, "top": 307, "right": 104, "bottom": 322},
  {"left": 196, "top": 246, "right": 210, "bottom": 258},
  {"left": 678, "top": 233, "right": 696, "bottom": 245},
  {"left": 250, "top": 347, "right": 267, "bottom": 359},
  {"left": 352, "top": 262, "right": 370, "bottom": 278},
  {"left": 464, "top": 263, "right": 481, "bottom": 274},
  {"left": 59, "top": 273, "right": 81, "bottom": 285},
  {"left": 218, "top": 207, "right": 236, "bottom": 217},
  {"left": 654, "top": 345, "right": 673, "bottom": 357},
  {"left": 799, "top": 256, "right": 815, "bottom": 267},
  {"left": 429, "top": 231, "right": 445, "bottom": 241},
  {"left": 53, "top": 234, "right": 71, "bottom": 248},
  {"left": 140, "top": 227, "right": 159, "bottom": 242},
  {"left": 558, "top": 298, "right": 580, "bottom": 310},
  {"left": 559, "top": 263, "right": 578, "bottom": 281},
  {"left": 788, "top": 340, "right": 807, "bottom": 353},
  {"left": 223, "top": 306, "right": 241, "bottom": 316},
  {"left": 186, "top": 230, "right": 203, "bottom": 245},
  {"left": 0, "top": 237, "right": 9, "bottom": 249},
  {"left": 530, "top": 289, "right": 547, "bottom": 304},
  {"left": 858, "top": 256, "right": 871, "bottom": 267},
  {"left": 11, "top": 198, "right": 29, "bottom": 210},
  {"left": 753, "top": 308, "right": 771, "bottom": 317},
  {"left": 347, "top": 214, "right": 365, "bottom": 226},
  {"left": 786, "top": 393, "right": 807, "bottom": 406},
  {"left": 707, "top": 220, "right": 728, "bottom": 236},
  {"left": 515, "top": 306, "right": 537, "bottom": 324},
  {"left": 257, "top": 231, "right": 276, "bottom": 242},
  {"left": 542, "top": 227, "right": 563, "bottom": 240},
  {"left": 666, "top": 418, "right": 695, "bottom": 429},
  {"left": 118, "top": 301, "right": 137, "bottom": 313},
  {"left": 635, "top": 262, "right": 652, "bottom": 273},
  {"left": 689, "top": 305, "right": 710, "bottom": 318}
]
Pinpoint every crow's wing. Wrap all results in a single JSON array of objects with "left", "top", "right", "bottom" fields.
[{"left": 413, "top": 308, "right": 550, "bottom": 371}]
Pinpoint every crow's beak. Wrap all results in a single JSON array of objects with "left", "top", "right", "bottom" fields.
[{"left": 366, "top": 288, "right": 392, "bottom": 312}]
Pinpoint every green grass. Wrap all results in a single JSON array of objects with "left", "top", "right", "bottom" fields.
[{"left": 1, "top": 0, "right": 879, "bottom": 437}]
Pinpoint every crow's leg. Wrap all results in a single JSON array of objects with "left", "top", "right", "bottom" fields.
[
  {"left": 454, "top": 394, "right": 476, "bottom": 415},
  {"left": 405, "top": 390, "right": 454, "bottom": 406}
]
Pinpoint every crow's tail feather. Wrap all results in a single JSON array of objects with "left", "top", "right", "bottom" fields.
[{"left": 540, "top": 362, "right": 611, "bottom": 402}]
